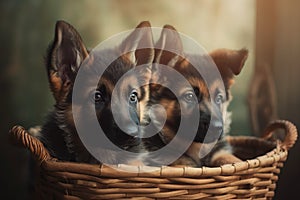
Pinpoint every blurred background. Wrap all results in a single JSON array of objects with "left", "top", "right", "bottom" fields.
[{"left": 0, "top": 0, "right": 299, "bottom": 199}]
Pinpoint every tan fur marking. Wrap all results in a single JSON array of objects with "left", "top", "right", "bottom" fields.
[
  {"left": 139, "top": 85, "right": 150, "bottom": 124},
  {"left": 49, "top": 71, "right": 72, "bottom": 102},
  {"left": 49, "top": 71, "right": 62, "bottom": 102}
]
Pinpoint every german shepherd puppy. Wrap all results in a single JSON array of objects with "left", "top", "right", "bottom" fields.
[
  {"left": 39, "top": 20, "right": 154, "bottom": 164},
  {"left": 147, "top": 25, "right": 248, "bottom": 167}
]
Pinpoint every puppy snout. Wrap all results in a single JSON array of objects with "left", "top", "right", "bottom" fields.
[
  {"left": 210, "top": 121, "right": 223, "bottom": 133},
  {"left": 199, "top": 111, "right": 211, "bottom": 130},
  {"left": 140, "top": 115, "right": 151, "bottom": 126}
]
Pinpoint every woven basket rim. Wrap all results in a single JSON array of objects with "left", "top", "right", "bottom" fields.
[{"left": 9, "top": 120, "right": 297, "bottom": 177}]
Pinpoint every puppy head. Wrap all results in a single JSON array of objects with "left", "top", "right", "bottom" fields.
[
  {"left": 46, "top": 20, "right": 154, "bottom": 150},
  {"left": 150, "top": 25, "right": 248, "bottom": 145},
  {"left": 208, "top": 48, "right": 248, "bottom": 135}
]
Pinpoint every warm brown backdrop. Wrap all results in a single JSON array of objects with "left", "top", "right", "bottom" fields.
[{"left": 254, "top": 1, "right": 300, "bottom": 199}]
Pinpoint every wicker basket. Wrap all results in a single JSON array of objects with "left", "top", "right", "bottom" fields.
[{"left": 10, "top": 120, "right": 297, "bottom": 200}]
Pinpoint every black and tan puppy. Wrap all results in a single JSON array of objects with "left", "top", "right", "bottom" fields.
[
  {"left": 39, "top": 20, "right": 154, "bottom": 164},
  {"left": 147, "top": 25, "right": 248, "bottom": 167}
]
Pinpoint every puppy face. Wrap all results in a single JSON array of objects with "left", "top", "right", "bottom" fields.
[
  {"left": 149, "top": 25, "right": 248, "bottom": 164},
  {"left": 46, "top": 20, "right": 154, "bottom": 162},
  {"left": 91, "top": 54, "right": 152, "bottom": 149},
  {"left": 151, "top": 59, "right": 220, "bottom": 144}
]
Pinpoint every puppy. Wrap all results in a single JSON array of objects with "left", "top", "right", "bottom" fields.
[
  {"left": 147, "top": 25, "right": 248, "bottom": 167},
  {"left": 39, "top": 20, "right": 154, "bottom": 164}
]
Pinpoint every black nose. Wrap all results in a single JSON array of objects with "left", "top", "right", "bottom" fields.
[
  {"left": 200, "top": 111, "right": 223, "bottom": 133},
  {"left": 210, "top": 123, "right": 223, "bottom": 134},
  {"left": 195, "top": 117, "right": 223, "bottom": 143},
  {"left": 199, "top": 111, "right": 211, "bottom": 132}
]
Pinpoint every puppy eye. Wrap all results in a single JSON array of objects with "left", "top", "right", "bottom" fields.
[
  {"left": 183, "top": 91, "right": 196, "bottom": 103},
  {"left": 215, "top": 93, "right": 224, "bottom": 105},
  {"left": 129, "top": 89, "right": 138, "bottom": 104},
  {"left": 91, "top": 90, "right": 104, "bottom": 103}
]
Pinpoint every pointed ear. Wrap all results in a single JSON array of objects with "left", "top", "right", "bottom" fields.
[
  {"left": 209, "top": 48, "right": 248, "bottom": 88},
  {"left": 121, "top": 21, "right": 154, "bottom": 67},
  {"left": 154, "top": 24, "right": 183, "bottom": 65},
  {"left": 47, "top": 20, "right": 88, "bottom": 102}
]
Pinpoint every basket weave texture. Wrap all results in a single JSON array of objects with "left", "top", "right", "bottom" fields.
[{"left": 10, "top": 120, "right": 297, "bottom": 200}]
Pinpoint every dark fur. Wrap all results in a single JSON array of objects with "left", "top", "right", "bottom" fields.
[
  {"left": 37, "top": 21, "right": 247, "bottom": 167},
  {"left": 145, "top": 25, "right": 248, "bottom": 167},
  {"left": 39, "top": 20, "right": 154, "bottom": 164}
]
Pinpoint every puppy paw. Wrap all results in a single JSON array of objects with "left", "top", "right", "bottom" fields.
[{"left": 211, "top": 150, "right": 241, "bottom": 166}]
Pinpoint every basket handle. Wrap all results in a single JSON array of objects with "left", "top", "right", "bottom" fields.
[
  {"left": 262, "top": 120, "right": 298, "bottom": 150},
  {"left": 9, "top": 125, "right": 52, "bottom": 163}
]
